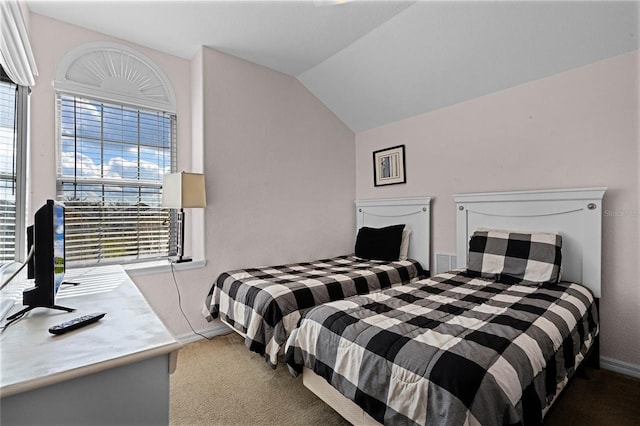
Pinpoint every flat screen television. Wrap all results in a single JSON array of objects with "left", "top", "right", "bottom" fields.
[{"left": 7, "top": 200, "right": 74, "bottom": 320}]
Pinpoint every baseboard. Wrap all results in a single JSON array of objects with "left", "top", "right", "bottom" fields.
[
  {"left": 176, "top": 322, "right": 232, "bottom": 344},
  {"left": 600, "top": 356, "right": 640, "bottom": 379}
]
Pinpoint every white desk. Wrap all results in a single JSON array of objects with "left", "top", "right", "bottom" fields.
[{"left": 0, "top": 264, "right": 182, "bottom": 425}]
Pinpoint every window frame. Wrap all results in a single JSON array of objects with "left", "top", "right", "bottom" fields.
[
  {"left": 51, "top": 42, "right": 179, "bottom": 268},
  {"left": 0, "top": 68, "right": 28, "bottom": 264},
  {"left": 55, "top": 92, "right": 177, "bottom": 267}
]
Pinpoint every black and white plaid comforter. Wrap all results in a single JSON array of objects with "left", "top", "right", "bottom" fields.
[
  {"left": 203, "top": 255, "right": 424, "bottom": 366},
  {"left": 285, "top": 270, "right": 598, "bottom": 425}
]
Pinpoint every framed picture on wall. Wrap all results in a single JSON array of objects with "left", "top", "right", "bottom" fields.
[{"left": 373, "top": 145, "right": 406, "bottom": 186}]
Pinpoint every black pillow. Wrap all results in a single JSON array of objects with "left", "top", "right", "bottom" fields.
[{"left": 355, "top": 224, "right": 405, "bottom": 261}]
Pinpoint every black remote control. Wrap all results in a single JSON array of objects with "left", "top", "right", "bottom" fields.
[{"left": 48, "top": 312, "right": 106, "bottom": 335}]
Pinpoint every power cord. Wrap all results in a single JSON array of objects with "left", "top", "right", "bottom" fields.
[
  {"left": 0, "top": 245, "right": 35, "bottom": 291},
  {"left": 169, "top": 262, "right": 213, "bottom": 341},
  {"left": 1, "top": 246, "right": 35, "bottom": 332},
  {"left": 1, "top": 311, "right": 26, "bottom": 333}
]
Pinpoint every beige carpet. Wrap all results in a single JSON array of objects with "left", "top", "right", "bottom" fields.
[
  {"left": 171, "top": 334, "right": 640, "bottom": 426},
  {"left": 170, "top": 333, "right": 349, "bottom": 426}
]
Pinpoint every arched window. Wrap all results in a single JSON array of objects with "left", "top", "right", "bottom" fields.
[{"left": 54, "top": 42, "right": 177, "bottom": 265}]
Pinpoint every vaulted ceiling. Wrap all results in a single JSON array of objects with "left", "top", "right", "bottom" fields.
[{"left": 28, "top": 1, "right": 639, "bottom": 133}]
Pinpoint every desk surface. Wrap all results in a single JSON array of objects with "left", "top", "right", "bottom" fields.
[{"left": 0, "top": 265, "right": 182, "bottom": 397}]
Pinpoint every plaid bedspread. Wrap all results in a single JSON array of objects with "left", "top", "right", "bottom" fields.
[
  {"left": 285, "top": 270, "right": 598, "bottom": 425},
  {"left": 203, "top": 255, "right": 424, "bottom": 366}
]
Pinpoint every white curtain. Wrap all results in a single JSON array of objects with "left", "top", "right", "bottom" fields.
[{"left": 0, "top": 0, "right": 38, "bottom": 86}]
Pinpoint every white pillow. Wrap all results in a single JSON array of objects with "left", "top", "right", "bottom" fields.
[{"left": 399, "top": 228, "right": 411, "bottom": 260}]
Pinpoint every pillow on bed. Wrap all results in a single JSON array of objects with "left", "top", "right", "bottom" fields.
[
  {"left": 399, "top": 228, "right": 411, "bottom": 261},
  {"left": 355, "top": 224, "right": 405, "bottom": 261},
  {"left": 467, "top": 229, "right": 562, "bottom": 285}
]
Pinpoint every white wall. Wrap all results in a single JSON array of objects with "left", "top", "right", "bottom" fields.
[
  {"left": 355, "top": 51, "right": 640, "bottom": 368},
  {"left": 197, "top": 46, "right": 355, "bottom": 267}
]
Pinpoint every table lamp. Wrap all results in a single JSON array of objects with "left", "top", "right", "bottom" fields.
[{"left": 161, "top": 172, "right": 207, "bottom": 263}]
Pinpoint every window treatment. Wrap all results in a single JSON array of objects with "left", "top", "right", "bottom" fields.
[
  {"left": 56, "top": 94, "right": 177, "bottom": 265},
  {"left": 0, "top": 78, "right": 17, "bottom": 262},
  {"left": 0, "top": 0, "right": 38, "bottom": 86}
]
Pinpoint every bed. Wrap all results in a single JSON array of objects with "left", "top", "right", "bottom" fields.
[
  {"left": 203, "top": 197, "right": 431, "bottom": 366},
  {"left": 285, "top": 187, "right": 606, "bottom": 425}
]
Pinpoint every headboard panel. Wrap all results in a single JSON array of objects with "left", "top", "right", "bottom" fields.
[
  {"left": 355, "top": 197, "right": 431, "bottom": 273},
  {"left": 454, "top": 188, "right": 606, "bottom": 297}
]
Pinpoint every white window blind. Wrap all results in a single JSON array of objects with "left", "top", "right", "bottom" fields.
[
  {"left": 0, "top": 78, "right": 17, "bottom": 263},
  {"left": 56, "top": 94, "right": 177, "bottom": 266}
]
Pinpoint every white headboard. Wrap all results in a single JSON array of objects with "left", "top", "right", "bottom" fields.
[
  {"left": 355, "top": 197, "right": 431, "bottom": 273},
  {"left": 454, "top": 188, "right": 606, "bottom": 297}
]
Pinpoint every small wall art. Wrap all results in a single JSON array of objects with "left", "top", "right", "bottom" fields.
[{"left": 373, "top": 145, "right": 406, "bottom": 186}]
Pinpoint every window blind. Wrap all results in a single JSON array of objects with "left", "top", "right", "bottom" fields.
[
  {"left": 0, "top": 79, "right": 17, "bottom": 263},
  {"left": 56, "top": 94, "right": 177, "bottom": 266}
]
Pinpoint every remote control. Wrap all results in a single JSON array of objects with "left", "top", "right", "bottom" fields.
[{"left": 48, "top": 312, "right": 106, "bottom": 335}]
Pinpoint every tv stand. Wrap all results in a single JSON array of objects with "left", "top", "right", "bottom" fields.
[
  {"left": 1, "top": 265, "right": 182, "bottom": 425},
  {"left": 5, "top": 304, "right": 75, "bottom": 321}
]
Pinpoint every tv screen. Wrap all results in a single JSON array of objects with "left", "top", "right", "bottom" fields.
[{"left": 53, "top": 202, "right": 65, "bottom": 296}]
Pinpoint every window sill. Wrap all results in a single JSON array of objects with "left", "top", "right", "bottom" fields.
[{"left": 123, "top": 259, "right": 207, "bottom": 277}]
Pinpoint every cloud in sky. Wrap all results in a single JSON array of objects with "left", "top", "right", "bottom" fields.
[{"left": 61, "top": 150, "right": 167, "bottom": 182}]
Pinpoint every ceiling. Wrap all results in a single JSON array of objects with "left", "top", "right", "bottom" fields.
[{"left": 27, "top": 1, "right": 639, "bottom": 133}]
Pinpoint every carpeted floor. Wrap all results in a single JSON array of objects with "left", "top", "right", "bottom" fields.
[
  {"left": 170, "top": 333, "right": 348, "bottom": 425},
  {"left": 170, "top": 334, "right": 640, "bottom": 425},
  {"left": 543, "top": 364, "right": 640, "bottom": 426}
]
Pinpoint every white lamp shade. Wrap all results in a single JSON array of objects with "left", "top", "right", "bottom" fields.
[{"left": 162, "top": 172, "right": 207, "bottom": 208}]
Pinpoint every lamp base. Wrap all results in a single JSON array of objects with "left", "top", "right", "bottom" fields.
[{"left": 170, "top": 256, "right": 193, "bottom": 264}]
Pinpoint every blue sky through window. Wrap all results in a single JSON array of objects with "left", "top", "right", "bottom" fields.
[
  {"left": 0, "top": 81, "right": 16, "bottom": 205},
  {"left": 59, "top": 96, "right": 173, "bottom": 205},
  {"left": 57, "top": 94, "right": 176, "bottom": 265}
]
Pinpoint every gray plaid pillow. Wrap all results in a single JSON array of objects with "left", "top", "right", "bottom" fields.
[{"left": 467, "top": 229, "right": 562, "bottom": 285}]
